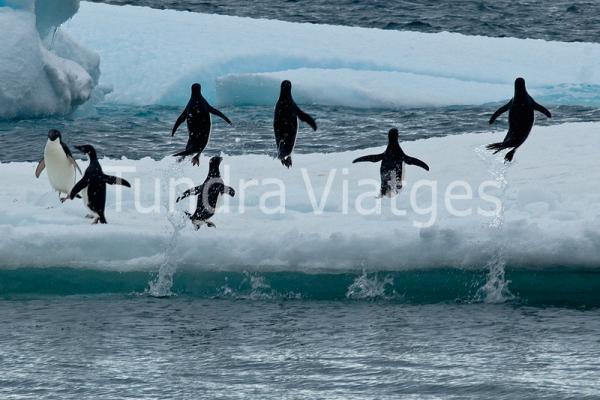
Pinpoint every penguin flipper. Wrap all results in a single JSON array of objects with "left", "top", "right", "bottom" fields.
[
  {"left": 209, "top": 106, "right": 232, "bottom": 125},
  {"left": 353, "top": 153, "right": 384, "bottom": 163},
  {"left": 403, "top": 155, "right": 430, "bottom": 171},
  {"left": 35, "top": 159, "right": 45, "bottom": 178},
  {"left": 296, "top": 106, "right": 317, "bottom": 131},
  {"left": 489, "top": 101, "right": 511, "bottom": 124},
  {"left": 104, "top": 175, "right": 131, "bottom": 187},
  {"left": 68, "top": 156, "right": 82, "bottom": 175},
  {"left": 69, "top": 177, "right": 88, "bottom": 200},
  {"left": 533, "top": 101, "right": 552, "bottom": 118}
]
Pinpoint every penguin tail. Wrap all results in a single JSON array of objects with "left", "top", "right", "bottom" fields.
[
  {"left": 486, "top": 142, "right": 507, "bottom": 154},
  {"left": 98, "top": 212, "right": 107, "bottom": 224},
  {"left": 280, "top": 156, "right": 292, "bottom": 168}
]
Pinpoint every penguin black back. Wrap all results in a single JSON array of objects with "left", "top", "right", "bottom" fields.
[
  {"left": 353, "top": 128, "right": 429, "bottom": 197},
  {"left": 68, "top": 144, "right": 131, "bottom": 224},
  {"left": 273, "top": 80, "right": 317, "bottom": 168},
  {"left": 487, "top": 77, "right": 551, "bottom": 162},
  {"left": 171, "top": 83, "right": 232, "bottom": 166}
]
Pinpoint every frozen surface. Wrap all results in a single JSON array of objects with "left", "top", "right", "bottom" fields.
[
  {"left": 1, "top": 122, "right": 598, "bottom": 271},
  {"left": 62, "top": 2, "right": 600, "bottom": 108}
]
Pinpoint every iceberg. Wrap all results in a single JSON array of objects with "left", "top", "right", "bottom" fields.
[
  {"left": 62, "top": 2, "right": 600, "bottom": 108},
  {"left": 0, "top": 0, "right": 99, "bottom": 119}
]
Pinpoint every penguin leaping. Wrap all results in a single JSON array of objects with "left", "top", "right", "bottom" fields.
[
  {"left": 487, "top": 77, "right": 552, "bottom": 162},
  {"left": 273, "top": 80, "right": 317, "bottom": 168},
  {"left": 353, "top": 128, "right": 429, "bottom": 197},
  {"left": 176, "top": 156, "right": 235, "bottom": 229},
  {"left": 171, "top": 83, "right": 232, "bottom": 166},
  {"left": 35, "top": 129, "right": 82, "bottom": 201}
]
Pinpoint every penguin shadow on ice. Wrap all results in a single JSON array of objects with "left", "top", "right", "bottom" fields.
[
  {"left": 35, "top": 129, "right": 83, "bottom": 203},
  {"left": 62, "top": 144, "right": 132, "bottom": 224},
  {"left": 171, "top": 83, "right": 232, "bottom": 166},
  {"left": 487, "top": 77, "right": 552, "bottom": 162},
  {"left": 353, "top": 128, "right": 430, "bottom": 198},
  {"left": 273, "top": 80, "right": 317, "bottom": 168},
  {"left": 175, "top": 155, "right": 235, "bottom": 229}
]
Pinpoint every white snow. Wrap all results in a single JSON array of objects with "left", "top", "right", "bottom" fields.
[
  {"left": 1, "top": 122, "right": 598, "bottom": 271},
  {"left": 61, "top": 2, "right": 600, "bottom": 108},
  {"left": 0, "top": 1, "right": 99, "bottom": 119}
]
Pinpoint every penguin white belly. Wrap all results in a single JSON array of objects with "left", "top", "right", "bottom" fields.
[{"left": 44, "top": 141, "right": 75, "bottom": 194}]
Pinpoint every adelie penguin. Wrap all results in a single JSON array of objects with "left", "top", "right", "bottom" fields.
[
  {"left": 65, "top": 145, "right": 131, "bottom": 224},
  {"left": 35, "top": 129, "right": 82, "bottom": 201},
  {"left": 176, "top": 156, "right": 235, "bottom": 229},
  {"left": 171, "top": 83, "right": 232, "bottom": 166},
  {"left": 353, "top": 128, "right": 429, "bottom": 197},
  {"left": 274, "top": 80, "right": 317, "bottom": 168},
  {"left": 487, "top": 77, "right": 552, "bottom": 162}
]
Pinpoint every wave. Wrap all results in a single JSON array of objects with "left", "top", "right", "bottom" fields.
[
  {"left": 1, "top": 267, "right": 599, "bottom": 307},
  {"left": 60, "top": 2, "right": 600, "bottom": 109}
]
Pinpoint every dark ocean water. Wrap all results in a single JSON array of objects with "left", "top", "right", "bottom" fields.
[
  {"left": 1, "top": 297, "right": 599, "bottom": 399},
  {"left": 90, "top": 0, "right": 600, "bottom": 43},
  {"left": 2, "top": 104, "right": 598, "bottom": 162}
]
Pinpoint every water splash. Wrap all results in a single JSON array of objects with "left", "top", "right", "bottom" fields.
[
  {"left": 346, "top": 270, "right": 396, "bottom": 300},
  {"left": 147, "top": 159, "right": 186, "bottom": 298},
  {"left": 474, "top": 145, "right": 514, "bottom": 302}
]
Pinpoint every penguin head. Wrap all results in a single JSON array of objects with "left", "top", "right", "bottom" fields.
[
  {"left": 514, "top": 77, "right": 527, "bottom": 96},
  {"left": 209, "top": 155, "right": 223, "bottom": 168},
  {"left": 208, "top": 155, "right": 223, "bottom": 176},
  {"left": 280, "top": 80, "right": 292, "bottom": 96},
  {"left": 75, "top": 144, "right": 97, "bottom": 159},
  {"left": 191, "top": 83, "right": 201, "bottom": 98},
  {"left": 388, "top": 128, "right": 399, "bottom": 142},
  {"left": 47, "top": 129, "right": 61, "bottom": 142}
]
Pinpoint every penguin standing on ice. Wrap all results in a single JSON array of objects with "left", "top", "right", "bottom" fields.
[
  {"left": 274, "top": 80, "right": 317, "bottom": 168},
  {"left": 35, "top": 129, "right": 82, "bottom": 200},
  {"left": 487, "top": 77, "right": 552, "bottom": 162},
  {"left": 176, "top": 156, "right": 235, "bottom": 229},
  {"left": 353, "top": 128, "right": 429, "bottom": 197},
  {"left": 66, "top": 145, "right": 131, "bottom": 224},
  {"left": 171, "top": 83, "right": 232, "bottom": 166}
]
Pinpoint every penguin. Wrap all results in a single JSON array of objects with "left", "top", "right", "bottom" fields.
[
  {"left": 66, "top": 145, "right": 131, "bottom": 224},
  {"left": 176, "top": 156, "right": 235, "bottom": 229},
  {"left": 171, "top": 83, "right": 232, "bottom": 166},
  {"left": 487, "top": 77, "right": 552, "bottom": 162},
  {"left": 353, "top": 128, "right": 429, "bottom": 197},
  {"left": 35, "top": 129, "right": 82, "bottom": 201},
  {"left": 273, "top": 80, "right": 317, "bottom": 168}
]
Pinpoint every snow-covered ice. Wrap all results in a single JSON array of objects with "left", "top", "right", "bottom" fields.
[{"left": 1, "top": 122, "right": 598, "bottom": 271}]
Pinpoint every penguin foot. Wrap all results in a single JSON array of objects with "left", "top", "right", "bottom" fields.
[
  {"left": 206, "top": 221, "right": 216, "bottom": 228},
  {"left": 60, "top": 197, "right": 68, "bottom": 203},
  {"left": 192, "top": 155, "right": 200, "bottom": 166},
  {"left": 91, "top": 217, "right": 99, "bottom": 224},
  {"left": 85, "top": 214, "right": 95, "bottom": 219}
]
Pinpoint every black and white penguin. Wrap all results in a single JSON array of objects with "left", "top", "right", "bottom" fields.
[
  {"left": 273, "top": 80, "right": 317, "bottom": 168},
  {"left": 66, "top": 145, "right": 131, "bottom": 224},
  {"left": 487, "top": 77, "right": 552, "bottom": 162},
  {"left": 35, "top": 129, "right": 82, "bottom": 200},
  {"left": 176, "top": 156, "right": 235, "bottom": 229},
  {"left": 171, "top": 83, "right": 232, "bottom": 166},
  {"left": 353, "top": 128, "right": 429, "bottom": 197}
]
